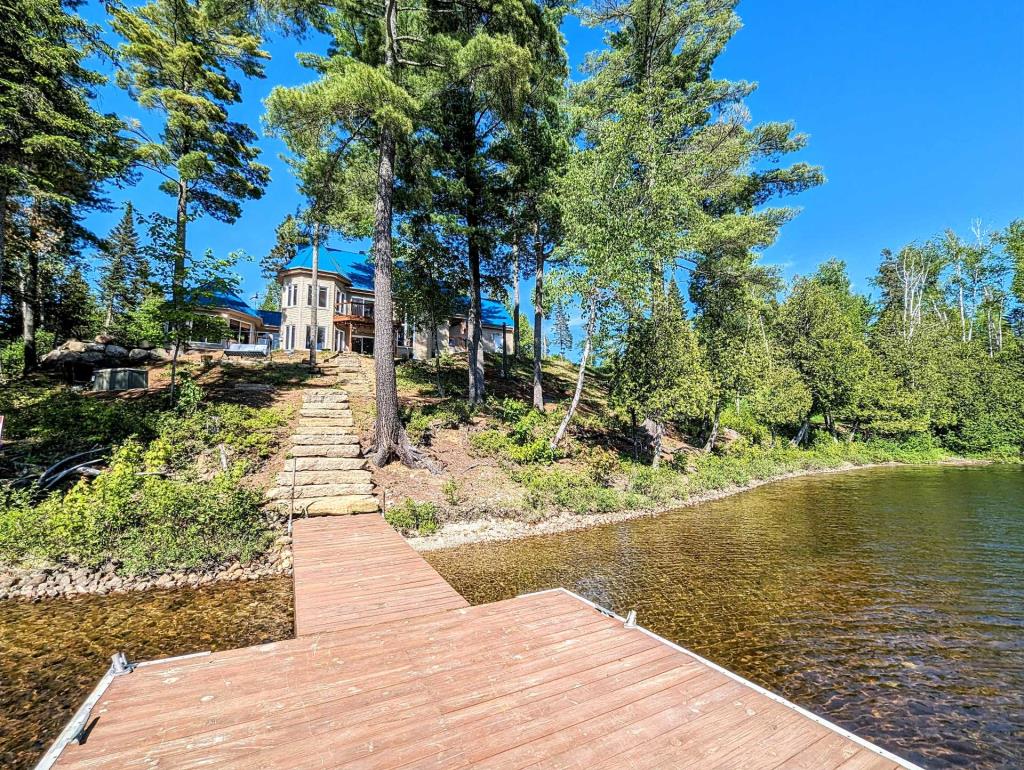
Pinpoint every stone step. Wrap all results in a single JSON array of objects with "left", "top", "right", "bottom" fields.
[
  {"left": 302, "top": 392, "right": 349, "bottom": 403},
  {"left": 276, "top": 470, "right": 372, "bottom": 486},
  {"left": 298, "top": 410, "right": 353, "bottom": 420},
  {"left": 289, "top": 425, "right": 356, "bottom": 436},
  {"left": 297, "top": 418, "right": 353, "bottom": 427},
  {"left": 291, "top": 434, "right": 360, "bottom": 445},
  {"left": 267, "top": 483, "right": 375, "bottom": 499},
  {"left": 289, "top": 444, "right": 362, "bottom": 458},
  {"left": 304, "top": 496, "right": 380, "bottom": 515},
  {"left": 283, "top": 457, "right": 367, "bottom": 472}
]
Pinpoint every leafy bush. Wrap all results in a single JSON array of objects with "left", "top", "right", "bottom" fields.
[
  {"left": 585, "top": 447, "right": 621, "bottom": 486},
  {"left": 442, "top": 479, "right": 463, "bottom": 506},
  {"left": 0, "top": 443, "right": 273, "bottom": 574},
  {"left": 384, "top": 499, "right": 440, "bottom": 536},
  {"left": 0, "top": 331, "right": 56, "bottom": 380}
]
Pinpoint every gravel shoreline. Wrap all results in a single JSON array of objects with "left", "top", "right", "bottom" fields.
[
  {"left": 0, "top": 535, "right": 293, "bottom": 602},
  {"left": 406, "top": 458, "right": 989, "bottom": 553}
]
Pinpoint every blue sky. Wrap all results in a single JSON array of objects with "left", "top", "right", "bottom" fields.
[{"left": 81, "top": 0, "right": 1023, "bottom": 316}]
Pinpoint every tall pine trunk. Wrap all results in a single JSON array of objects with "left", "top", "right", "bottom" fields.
[
  {"left": 169, "top": 181, "right": 188, "bottom": 401},
  {"left": 550, "top": 291, "right": 596, "bottom": 450},
  {"left": 369, "top": 0, "right": 432, "bottom": 470},
  {"left": 532, "top": 222, "right": 544, "bottom": 410},
  {"left": 467, "top": 215, "right": 485, "bottom": 405},
  {"left": 512, "top": 242, "right": 520, "bottom": 361}
]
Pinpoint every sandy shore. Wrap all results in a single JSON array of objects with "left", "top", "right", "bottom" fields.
[{"left": 407, "top": 457, "right": 990, "bottom": 553}]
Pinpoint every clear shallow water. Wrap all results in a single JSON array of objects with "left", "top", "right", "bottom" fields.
[
  {"left": 0, "top": 578, "right": 293, "bottom": 769},
  {"left": 425, "top": 465, "right": 1024, "bottom": 769}
]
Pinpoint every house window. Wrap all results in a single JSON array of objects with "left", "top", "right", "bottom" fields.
[
  {"left": 351, "top": 296, "right": 374, "bottom": 318},
  {"left": 228, "top": 318, "right": 252, "bottom": 344},
  {"left": 284, "top": 283, "right": 298, "bottom": 307},
  {"left": 285, "top": 325, "right": 295, "bottom": 350},
  {"left": 318, "top": 286, "right": 328, "bottom": 308},
  {"left": 305, "top": 325, "right": 326, "bottom": 350},
  {"left": 306, "top": 284, "right": 312, "bottom": 306},
  {"left": 335, "top": 290, "right": 344, "bottom": 313},
  {"left": 334, "top": 328, "right": 344, "bottom": 351},
  {"left": 352, "top": 336, "right": 374, "bottom": 355},
  {"left": 396, "top": 324, "right": 406, "bottom": 347}
]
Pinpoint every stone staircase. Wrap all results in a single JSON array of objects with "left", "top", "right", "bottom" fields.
[{"left": 266, "top": 389, "right": 379, "bottom": 515}]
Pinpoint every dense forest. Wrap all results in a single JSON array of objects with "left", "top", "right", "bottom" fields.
[{"left": 1, "top": 0, "right": 1021, "bottom": 463}]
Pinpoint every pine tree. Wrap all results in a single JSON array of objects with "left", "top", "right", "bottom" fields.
[
  {"left": 99, "top": 203, "right": 144, "bottom": 331},
  {"left": 261, "top": 214, "right": 307, "bottom": 279},
  {"left": 0, "top": 0, "right": 129, "bottom": 374},
  {"left": 611, "top": 281, "right": 711, "bottom": 465},
  {"left": 110, "top": 0, "right": 270, "bottom": 375},
  {"left": 551, "top": 300, "right": 573, "bottom": 358}
]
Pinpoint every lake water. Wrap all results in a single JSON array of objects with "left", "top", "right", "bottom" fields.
[
  {"left": 2, "top": 465, "right": 1021, "bottom": 768},
  {"left": 425, "top": 465, "right": 1024, "bottom": 769}
]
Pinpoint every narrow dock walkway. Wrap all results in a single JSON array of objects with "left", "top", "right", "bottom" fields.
[
  {"left": 292, "top": 515, "right": 469, "bottom": 636},
  {"left": 46, "top": 514, "right": 918, "bottom": 769}
]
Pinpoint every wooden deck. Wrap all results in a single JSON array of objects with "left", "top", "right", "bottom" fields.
[
  {"left": 46, "top": 514, "right": 918, "bottom": 770},
  {"left": 291, "top": 515, "right": 469, "bottom": 636}
]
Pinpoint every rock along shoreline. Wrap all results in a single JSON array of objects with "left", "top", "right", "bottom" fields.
[{"left": 0, "top": 534, "right": 293, "bottom": 602}]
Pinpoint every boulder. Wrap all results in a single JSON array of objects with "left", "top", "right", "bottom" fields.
[
  {"left": 104, "top": 344, "right": 129, "bottom": 359},
  {"left": 66, "top": 339, "right": 89, "bottom": 353},
  {"left": 128, "top": 348, "right": 151, "bottom": 363},
  {"left": 94, "top": 333, "right": 116, "bottom": 344}
]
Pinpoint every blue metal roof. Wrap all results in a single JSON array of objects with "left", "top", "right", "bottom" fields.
[
  {"left": 283, "top": 246, "right": 375, "bottom": 291},
  {"left": 197, "top": 289, "right": 260, "bottom": 318},
  {"left": 258, "top": 310, "right": 282, "bottom": 328},
  {"left": 455, "top": 297, "right": 514, "bottom": 327}
]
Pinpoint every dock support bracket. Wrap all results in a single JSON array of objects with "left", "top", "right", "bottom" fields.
[
  {"left": 624, "top": 610, "right": 637, "bottom": 629},
  {"left": 34, "top": 651, "right": 135, "bottom": 770}
]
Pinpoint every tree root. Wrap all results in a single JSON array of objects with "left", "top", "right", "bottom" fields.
[{"left": 369, "top": 426, "right": 442, "bottom": 474}]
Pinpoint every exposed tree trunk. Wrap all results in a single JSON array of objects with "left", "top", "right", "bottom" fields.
[
  {"left": 512, "top": 242, "right": 520, "bottom": 360},
  {"left": 702, "top": 403, "right": 721, "bottom": 453},
  {"left": 645, "top": 417, "right": 664, "bottom": 468},
  {"left": 847, "top": 418, "right": 859, "bottom": 444},
  {"left": 791, "top": 418, "right": 810, "bottom": 447},
  {"left": 532, "top": 222, "right": 544, "bottom": 410},
  {"left": 20, "top": 263, "right": 37, "bottom": 375},
  {"left": 630, "top": 410, "right": 638, "bottom": 460},
  {"left": 550, "top": 292, "right": 596, "bottom": 451},
  {"left": 369, "top": 0, "right": 434, "bottom": 471},
  {"left": 308, "top": 224, "right": 319, "bottom": 367}
]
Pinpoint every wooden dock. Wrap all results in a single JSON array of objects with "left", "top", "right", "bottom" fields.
[
  {"left": 44, "top": 513, "right": 919, "bottom": 769},
  {"left": 292, "top": 515, "right": 469, "bottom": 636}
]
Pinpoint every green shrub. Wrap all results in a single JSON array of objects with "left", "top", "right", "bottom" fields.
[
  {"left": 586, "top": 447, "right": 621, "bottom": 486},
  {"left": 442, "top": 479, "right": 463, "bottom": 506},
  {"left": 385, "top": 499, "right": 440, "bottom": 536},
  {"left": 0, "top": 444, "right": 272, "bottom": 574},
  {"left": 470, "top": 429, "right": 513, "bottom": 457},
  {"left": 0, "top": 331, "right": 56, "bottom": 380}
]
